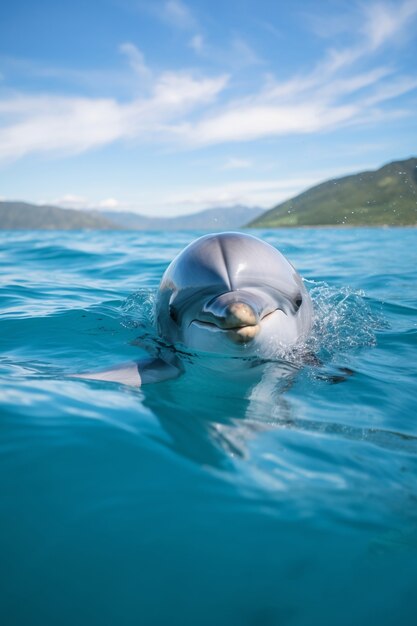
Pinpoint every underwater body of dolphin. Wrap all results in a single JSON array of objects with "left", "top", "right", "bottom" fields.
[{"left": 75, "top": 232, "right": 313, "bottom": 386}]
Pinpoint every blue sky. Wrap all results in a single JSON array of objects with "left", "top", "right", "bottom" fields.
[{"left": 1, "top": 0, "right": 416, "bottom": 215}]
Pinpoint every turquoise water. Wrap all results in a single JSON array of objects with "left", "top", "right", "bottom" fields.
[{"left": 1, "top": 228, "right": 417, "bottom": 626}]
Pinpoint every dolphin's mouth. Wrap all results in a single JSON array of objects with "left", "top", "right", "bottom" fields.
[
  {"left": 190, "top": 319, "right": 260, "bottom": 344},
  {"left": 191, "top": 308, "right": 281, "bottom": 329},
  {"left": 190, "top": 309, "right": 280, "bottom": 344}
]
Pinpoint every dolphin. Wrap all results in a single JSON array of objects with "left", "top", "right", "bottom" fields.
[{"left": 73, "top": 232, "right": 313, "bottom": 386}]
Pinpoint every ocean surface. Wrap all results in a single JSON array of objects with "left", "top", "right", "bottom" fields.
[{"left": 1, "top": 228, "right": 417, "bottom": 626}]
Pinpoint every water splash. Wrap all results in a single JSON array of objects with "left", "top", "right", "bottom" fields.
[
  {"left": 119, "top": 281, "right": 387, "bottom": 368},
  {"left": 121, "top": 288, "right": 156, "bottom": 330},
  {"left": 306, "top": 280, "right": 387, "bottom": 358}
]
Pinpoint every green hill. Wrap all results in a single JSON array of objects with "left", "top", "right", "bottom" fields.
[
  {"left": 248, "top": 157, "right": 417, "bottom": 227},
  {"left": 0, "top": 201, "right": 119, "bottom": 230}
]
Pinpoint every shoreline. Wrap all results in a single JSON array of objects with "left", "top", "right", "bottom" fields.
[
  {"left": 247, "top": 223, "right": 417, "bottom": 229},
  {"left": 0, "top": 224, "right": 417, "bottom": 232}
]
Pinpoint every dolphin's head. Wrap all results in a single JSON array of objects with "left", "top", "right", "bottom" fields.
[{"left": 155, "top": 232, "right": 313, "bottom": 357}]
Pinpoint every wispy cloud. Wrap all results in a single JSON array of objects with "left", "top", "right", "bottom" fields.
[
  {"left": 306, "top": 0, "right": 417, "bottom": 49},
  {"left": 119, "top": 42, "right": 152, "bottom": 82},
  {"left": 160, "top": 0, "right": 196, "bottom": 30},
  {"left": 0, "top": 55, "right": 136, "bottom": 96},
  {"left": 157, "top": 0, "right": 263, "bottom": 69},
  {"left": 0, "top": 96, "right": 125, "bottom": 160},
  {"left": 362, "top": 0, "right": 417, "bottom": 49},
  {"left": 177, "top": 102, "right": 360, "bottom": 146},
  {"left": 52, "top": 194, "right": 89, "bottom": 208},
  {"left": 188, "top": 32, "right": 263, "bottom": 69},
  {"left": 51, "top": 195, "right": 121, "bottom": 210},
  {"left": 0, "top": 1, "right": 416, "bottom": 162},
  {"left": 173, "top": 1, "right": 417, "bottom": 146},
  {"left": 0, "top": 45, "right": 229, "bottom": 161}
]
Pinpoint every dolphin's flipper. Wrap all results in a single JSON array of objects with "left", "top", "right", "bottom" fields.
[{"left": 71, "top": 358, "right": 181, "bottom": 387}]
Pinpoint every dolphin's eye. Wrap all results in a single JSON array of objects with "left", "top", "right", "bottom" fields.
[
  {"left": 169, "top": 305, "right": 178, "bottom": 323},
  {"left": 294, "top": 295, "right": 303, "bottom": 310}
]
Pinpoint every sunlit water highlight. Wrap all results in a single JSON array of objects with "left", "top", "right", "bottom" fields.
[{"left": 1, "top": 228, "right": 417, "bottom": 626}]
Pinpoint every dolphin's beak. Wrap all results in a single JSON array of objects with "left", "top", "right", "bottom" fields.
[
  {"left": 217, "top": 300, "right": 260, "bottom": 344},
  {"left": 195, "top": 290, "right": 277, "bottom": 344}
]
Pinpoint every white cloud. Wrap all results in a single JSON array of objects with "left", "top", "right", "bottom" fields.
[
  {"left": 97, "top": 197, "right": 120, "bottom": 209},
  {"left": 178, "top": 103, "right": 360, "bottom": 146},
  {"left": 52, "top": 194, "right": 88, "bottom": 208},
  {"left": 0, "top": 1, "right": 416, "bottom": 162},
  {"left": 0, "top": 96, "right": 125, "bottom": 160},
  {"left": 0, "top": 70, "right": 228, "bottom": 161},
  {"left": 149, "top": 71, "right": 227, "bottom": 110},
  {"left": 50, "top": 195, "right": 121, "bottom": 210}
]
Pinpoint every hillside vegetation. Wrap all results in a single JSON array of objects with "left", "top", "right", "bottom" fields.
[{"left": 248, "top": 157, "right": 417, "bottom": 227}]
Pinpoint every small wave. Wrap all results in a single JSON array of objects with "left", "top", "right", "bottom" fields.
[
  {"left": 119, "top": 282, "right": 387, "bottom": 369},
  {"left": 306, "top": 280, "right": 388, "bottom": 357},
  {"left": 121, "top": 289, "right": 156, "bottom": 329}
]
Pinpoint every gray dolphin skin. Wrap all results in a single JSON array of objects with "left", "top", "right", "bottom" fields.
[
  {"left": 74, "top": 232, "right": 313, "bottom": 386},
  {"left": 156, "top": 232, "right": 312, "bottom": 352}
]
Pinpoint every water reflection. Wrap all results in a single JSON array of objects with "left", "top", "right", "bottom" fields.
[
  {"left": 140, "top": 352, "right": 417, "bottom": 474},
  {"left": 140, "top": 357, "right": 298, "bottom": 468}
]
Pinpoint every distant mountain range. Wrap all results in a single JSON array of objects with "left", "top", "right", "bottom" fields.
[
  {"left": 1, "top": 157, "right": 416, "bottom": 230},
  {"left": 248, "top": 157, "right": 417, "bottom": 227},
  {"left": 0, "top": 202, "right": 262, "bottom": 231},
  {"left": 102, "top": 205, "right": 263, "bottom": 230},
  {"left": 0, "top": 202, "right": 118, "bottom": 230}
]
